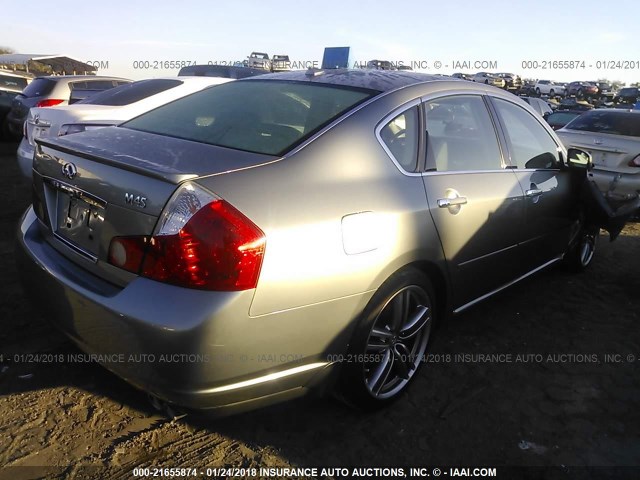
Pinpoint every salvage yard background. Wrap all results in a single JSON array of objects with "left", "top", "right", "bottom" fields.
[{"left": 0, "top": 139, "right": 639, "bottom": 478}]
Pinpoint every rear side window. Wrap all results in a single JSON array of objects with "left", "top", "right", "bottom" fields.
[
  {"left": 80, "top": 79, "right": 182, "bottom": 106},
  {"left": 493, "top": 98, "right": 559, "bottom": 169},
  {"left": 0, "top": 75, "right": 28, "bottom": 91},
  {"left": 564, "top": 111, "right": 640, "bottom": 137},
  {"left": 548, "top": 112, "right": 581, "bottom": 125},
  {"left": 379, "top": 107, "right": 420, "bottom": 172},
  {"left": 21, "top": 78, "right": 56, "bottom": 97},
  {"left": 123, "top": 80, "right": 378, "bottom": 156},
  {"left": 425, "top": 95, "right": 502, "bottom": 172}
]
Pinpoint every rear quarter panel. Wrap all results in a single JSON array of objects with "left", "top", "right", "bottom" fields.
[{"left": 196, "top": 88, "right": 448, "bottom": 317}]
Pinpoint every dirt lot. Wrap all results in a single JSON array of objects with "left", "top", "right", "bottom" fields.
[{"left": 0, "top": 139, "right": 639, "bottom": 480}]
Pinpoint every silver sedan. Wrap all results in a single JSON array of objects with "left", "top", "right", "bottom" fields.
[
  {"left": 17, "top": 70, "right": 594, "bottom": 415},
  {"left": 557, "top": 109, "right": 640, "bottom": 200}
]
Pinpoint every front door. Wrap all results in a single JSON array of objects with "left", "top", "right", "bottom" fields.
[{"left": 421, "top": 94, "right": 526, "bottom": 310}]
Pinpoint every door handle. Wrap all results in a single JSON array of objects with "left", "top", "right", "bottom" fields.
[
  {"left": 437, "top": 196, "right": 468, "bottom": 208},
  {"left": 525, "top": 188, "right": 543, "bottom": 197}
]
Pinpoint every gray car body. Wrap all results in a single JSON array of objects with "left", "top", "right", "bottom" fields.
[{"left": 17, "top": 71, "right": 585, "bottom": 415}]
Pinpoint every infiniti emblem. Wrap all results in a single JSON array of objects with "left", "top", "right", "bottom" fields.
[{"left": 61, "top": 162, "right": 78, "bottom": 180}]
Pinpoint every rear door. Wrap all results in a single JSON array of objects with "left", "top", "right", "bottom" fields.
[
  {"left": 421, "top": 94, "right": 526, "bottom": 310},
  {"left": 489, "top": 96, "right": 578, "bottom": 272}
]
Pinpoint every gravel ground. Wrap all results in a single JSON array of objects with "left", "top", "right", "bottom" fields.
[{"left": 0, "top": 139, "right": 639, "bottom": 480}]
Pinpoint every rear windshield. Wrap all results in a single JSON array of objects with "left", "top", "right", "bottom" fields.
[
  {"left": 548, "top": 112, "right": 581, "bottom": 124},
  {"left": 0, "top": 75, "right": 28, "bottom": 91},
  {"left": 565, "top": 111, "right": 640, "bottom": 137},
  {"left": 0, "top": 75, "right": 27, "bottom": 92},
  {"left": 80, "top": 79, "right": 182, "bottom": 106},
  {"left": 21, "top": 78, "right": 56, "bottom": 97},
  {"left": 123, "top": 80, "right": 379, "bottom": 155}
]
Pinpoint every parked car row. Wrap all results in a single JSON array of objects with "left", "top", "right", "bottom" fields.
[
  {"left": 450, "top": 73, "right": 638, "bottom": 106},
  {"left": 451, "top": 72, "right": 523, "bottom": 91},
  {"left": 3, "top": 74, "right": 131, "bottom": 139}
]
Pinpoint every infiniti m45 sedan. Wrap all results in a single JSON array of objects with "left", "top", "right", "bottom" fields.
[{"left": 17, "top": 70, "right": 596, "bottom": 415}]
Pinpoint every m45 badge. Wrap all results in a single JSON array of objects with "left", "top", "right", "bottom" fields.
[{"left": 125, "top": 193, "right": 147, "bottom": 209}]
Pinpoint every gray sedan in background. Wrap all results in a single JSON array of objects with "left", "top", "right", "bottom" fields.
[
  {"left": 557, "top": 109, "right": 640, "bottom": 200},
  {"left": 17, "top": 70, "right": 595, "bottom": 416}
]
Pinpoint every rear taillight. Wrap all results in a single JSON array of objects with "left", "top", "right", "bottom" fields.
[
  {"left": 108, "top": 237, "right": 149, "bottom": 273},
  {"left": 36, "top": 99, "right": 64, "bottom": 107},
  {"left": 628, "top": 155, "right": 640, "bottom": 167},
  {"left": 108, "top": 183, "right": 265, "bottom": 291}
]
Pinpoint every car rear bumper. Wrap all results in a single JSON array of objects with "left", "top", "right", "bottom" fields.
[
  {"left": 16, "top": 206, "right": 364, "bottom": 414},
  {"left": 591, "top": 169, "right": 640, "bottom": 199}
]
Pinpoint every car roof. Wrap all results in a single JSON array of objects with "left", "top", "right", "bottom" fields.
[
  {"left": 35, "top": 75, "right": 131, "bottom": 82},
  {"left": 549, "top": 110, "right": 584, "bottom": 114},
  {"left": 581, "top": 108, "right": 640, "bottom": 116},
  {"left": 244, "top": 69, "right": 453, "bottom": 92},
  {"left": 0, "top": 69, "right": 33, "bottom": 79}
]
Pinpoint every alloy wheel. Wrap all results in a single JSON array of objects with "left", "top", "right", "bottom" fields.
[{"left": 363, "top": 285, "right": 432, "bottom": 399}]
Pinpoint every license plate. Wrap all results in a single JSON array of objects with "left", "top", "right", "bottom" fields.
[{"left": 53, "top": 182, "right": 106, "bottom": 260}]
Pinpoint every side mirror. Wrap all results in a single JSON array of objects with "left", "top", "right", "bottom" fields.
[
  {"left": 542, "top": 111, "right": 551, "bottom": 119},
  {"left": 567, "top": 148, "right": 593, "bottom": 171}
]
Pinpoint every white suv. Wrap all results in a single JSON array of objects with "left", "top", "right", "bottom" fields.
[{"left": 534, "top": 80, "right": 565, "bottom": 97}]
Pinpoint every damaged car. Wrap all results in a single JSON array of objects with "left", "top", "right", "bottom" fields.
[
  {"left": 557, "top": 109, "right": 640, "bottom": 201},
  {"left": 16, "top": 70, "right": 636, "bottom": 416}
]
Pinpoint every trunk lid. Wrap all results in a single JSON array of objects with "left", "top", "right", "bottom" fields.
[
  {"left": 33, "top": 127, "right": 277, "bottom": 286},
  {"left": 557, "top": 129, "right": 640, "bottom": 173}
]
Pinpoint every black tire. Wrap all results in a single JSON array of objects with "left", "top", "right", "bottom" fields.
[
  {"left": 338, "top": 268, "right": 435, "bottom": 411},
  {"left": 535, "top": 87, "right": 541, "bottom": 96},
  {"left": 564, "top": 225, "right": 598, "bottom": 272}
]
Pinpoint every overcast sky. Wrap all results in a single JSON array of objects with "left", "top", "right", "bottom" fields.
[{"left": 3, "top": 0, "right": 638, "bottom": 84}]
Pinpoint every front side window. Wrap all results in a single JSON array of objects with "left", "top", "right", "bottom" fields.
[
  {"left": 424, "top": 95, "right": 502, "bottom": 172},
  {"left": 493, "top": 98, "right": 560, "bottom": 169},
  {"left": 379, "top": 107, "right": 419, "bottom": 172},
  {"left": 123, "top": 80, "right": 378, "bottom": 156}
]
